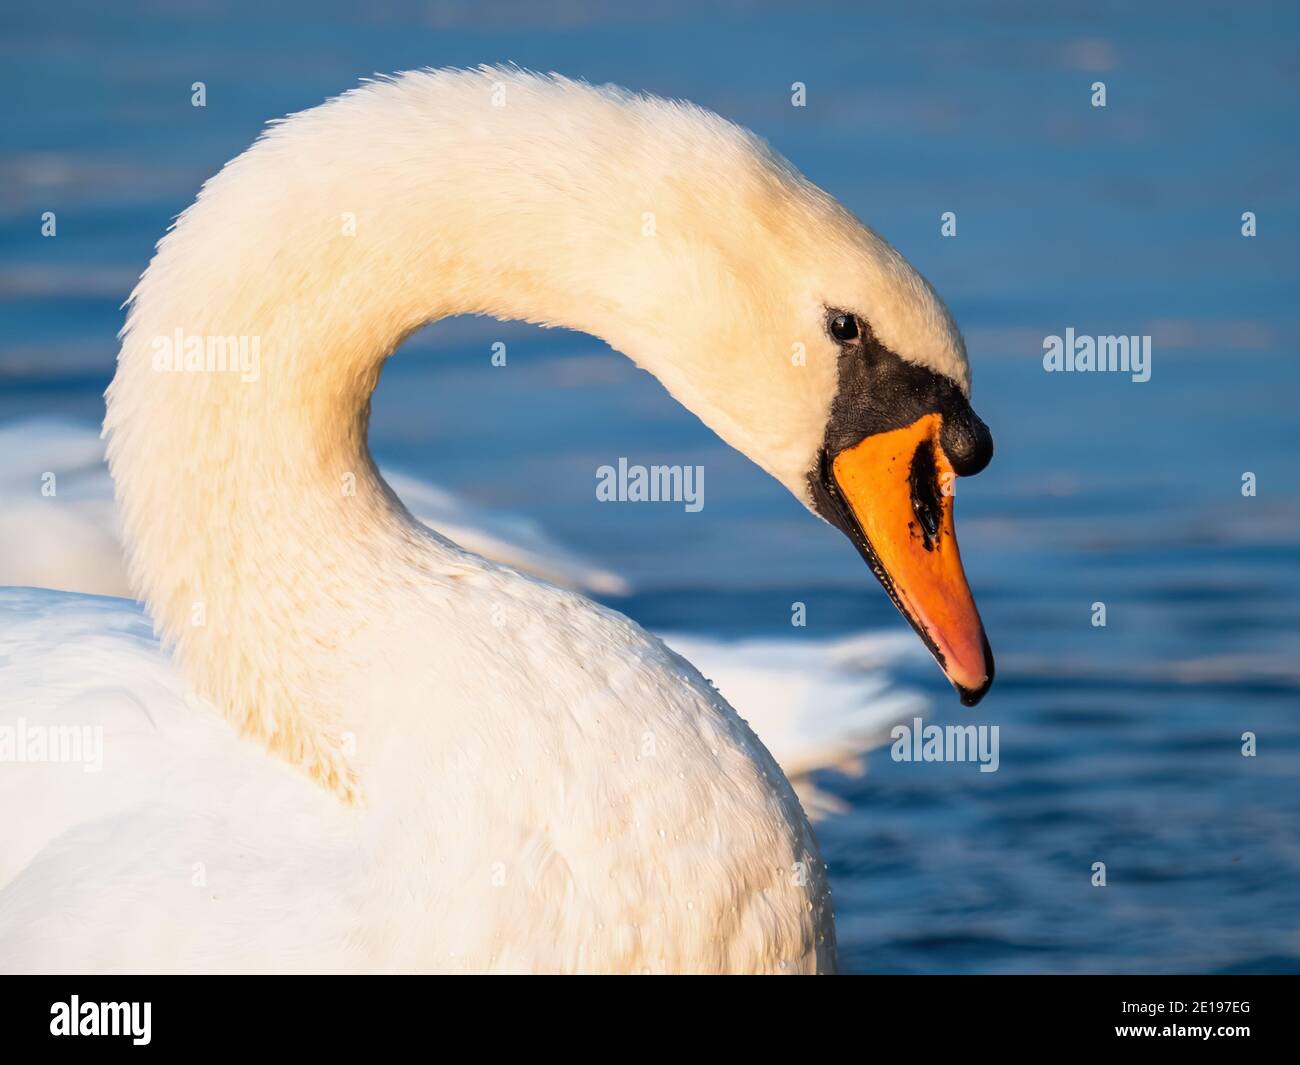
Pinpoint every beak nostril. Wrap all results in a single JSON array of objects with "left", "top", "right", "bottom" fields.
[{"left": 940, "top": 409, "right": 994, "bottom": 478}]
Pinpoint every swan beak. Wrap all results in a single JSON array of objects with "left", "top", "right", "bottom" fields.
[{"left": 830, "top": 412, "right": 994, "bottom": 706}]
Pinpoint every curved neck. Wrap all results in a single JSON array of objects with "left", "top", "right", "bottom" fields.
[
  {"left": 104, "top": 70, "right": 843, "bottom": 797},
  {"left": 104, "top": 73, "right": 723, "bottom": 797}
]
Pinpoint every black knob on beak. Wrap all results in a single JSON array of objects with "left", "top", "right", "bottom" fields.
[{"left": 940, "top": 406, "right": 993, "bottom": 477}]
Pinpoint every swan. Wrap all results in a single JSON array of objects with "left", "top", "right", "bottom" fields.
[{"left": 0, "top": 67, "right": 993, "bottom": 974}]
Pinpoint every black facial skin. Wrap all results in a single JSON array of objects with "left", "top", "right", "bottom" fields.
[
  {"left": 813, "top": 311, "right": 993, "bottom": 471},
  {"left": 807, "top": 309, "right": 995, "bottom": 706}
]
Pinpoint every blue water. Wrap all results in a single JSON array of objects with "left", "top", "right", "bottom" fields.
[{"left": 3, "top": 2, "right": 1298, "bottom": 973}]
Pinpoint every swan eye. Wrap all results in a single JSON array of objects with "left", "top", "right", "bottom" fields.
[{"left": 829, "top": 313, "right": 859, "bottom": 342}]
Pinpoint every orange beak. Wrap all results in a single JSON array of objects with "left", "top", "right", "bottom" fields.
[{"left": 830, "top": 412, "right": 993, "bottom": 705}]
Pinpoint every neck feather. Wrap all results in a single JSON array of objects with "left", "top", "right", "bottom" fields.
[{"left": 102, "top": 71, "right": 709, "bottom": 795}]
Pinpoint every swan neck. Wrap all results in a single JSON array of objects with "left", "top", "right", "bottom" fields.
[{"left": 104, "top": 81, "right": 680, "bottom": 794}]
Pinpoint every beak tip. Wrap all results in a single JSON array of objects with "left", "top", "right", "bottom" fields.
[{"left": 952, "top": 634, "right": 995, "bottom": 707}]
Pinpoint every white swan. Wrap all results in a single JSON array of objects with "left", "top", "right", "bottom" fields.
[{"left": 0, "top": 67, "right": 994, "bottom": 974}]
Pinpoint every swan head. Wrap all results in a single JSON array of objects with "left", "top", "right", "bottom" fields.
[
  {"left": 803, "top": 242, "right": 994, "bottom": 707},
  {"left": 802, "top": 297, "right": 995, "bottom": 708},
  {"left": 614, "top": 121, "right": 995, "bottom": 704}
]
